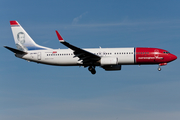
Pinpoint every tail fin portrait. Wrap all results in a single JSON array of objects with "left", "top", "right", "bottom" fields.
[{"left": 10, "top": 21, "right": 50, "bottom": 51}]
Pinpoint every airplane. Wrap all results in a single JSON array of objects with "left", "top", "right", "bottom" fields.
[{"left": 4, "top": 21, "right": 177, "bottom": 74}]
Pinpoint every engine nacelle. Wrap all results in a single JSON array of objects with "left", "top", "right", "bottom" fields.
[
  {"left": 102, "top": 65, "right": 121, "bottom": 71},
  {"left": 100, "top": 57, "right": 118, "bottom": 66}
]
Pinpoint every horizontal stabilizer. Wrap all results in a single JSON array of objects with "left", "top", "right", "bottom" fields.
[{"left": 4, "top": 46, "right": 27, "bottom": 54}]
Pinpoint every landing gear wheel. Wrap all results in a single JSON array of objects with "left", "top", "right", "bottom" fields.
[
  {"left": 158, "top": 67, "right": 161, "bottom": 71},
  {"left": 88, "top": 66, "right": 93, "bottom": 71},
  {"left": 88, "top": 66, "right": 96, "bottom": 75},
  {"left": 91, "top": 69, "right": 96, "bottom": 74}
]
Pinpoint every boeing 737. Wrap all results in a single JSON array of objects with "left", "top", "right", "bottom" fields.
[{"left": 4, "top": 21, "right": 177, "bottom": 74}]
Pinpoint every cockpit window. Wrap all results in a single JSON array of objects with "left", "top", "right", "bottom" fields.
[{"left": 163, "top": 51, "right": 170, "bottom": 54}]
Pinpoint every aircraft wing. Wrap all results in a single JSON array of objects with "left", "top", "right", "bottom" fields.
[{"left": 55, "top": 31, "right": 101, "bottom": 64}]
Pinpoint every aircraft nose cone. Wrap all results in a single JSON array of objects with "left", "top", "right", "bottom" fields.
[
  {"left": 171, "top": 54, "right": 177, "bottom": 61},
  {"left": 174, "top": 55, "right": 177, "bottom": 60}
]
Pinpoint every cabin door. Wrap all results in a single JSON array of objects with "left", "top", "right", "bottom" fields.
[{"left": 37, "top": 52, "right": 41, "bottom": 60}]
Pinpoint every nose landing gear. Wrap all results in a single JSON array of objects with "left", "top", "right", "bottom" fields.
[
  {"left": 88, "top": 66, "right": 96, "bottom": 74},
  {"left": 158, "top": 63, "right": 167, "bottom": 71},
  {"left": 158, "top": 66, "right": 161, "bottom": 71}
]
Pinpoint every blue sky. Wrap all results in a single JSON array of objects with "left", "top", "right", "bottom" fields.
[{"left": 0, "top": 0, "right": 180, "bottom": 120}]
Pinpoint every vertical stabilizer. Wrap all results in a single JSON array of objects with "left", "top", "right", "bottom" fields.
[{"left": 10, "top": 21, "right": 51, "bottom": 51}]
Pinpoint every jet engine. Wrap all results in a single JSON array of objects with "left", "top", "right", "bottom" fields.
[{"left": 100, "top": 57, "right": 118, "bottom": 66}]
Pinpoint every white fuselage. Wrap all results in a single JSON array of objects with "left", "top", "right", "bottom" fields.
[{"left": 19, "top": 47, "right": 135, "bottom": 66}]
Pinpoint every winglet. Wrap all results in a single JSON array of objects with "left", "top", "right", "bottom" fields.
[{"left": 55, "top": 30, "right": 64, "bottom": 42}]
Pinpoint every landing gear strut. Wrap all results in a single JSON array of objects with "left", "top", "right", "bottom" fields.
[{"left": 88, "top": 66, "right": 96, "bottom": 74}]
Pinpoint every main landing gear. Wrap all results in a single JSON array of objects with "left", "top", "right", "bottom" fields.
[{"left": 88, "top": 66, "right": 96, "bottom": 75}]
